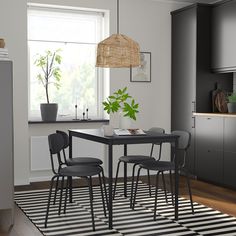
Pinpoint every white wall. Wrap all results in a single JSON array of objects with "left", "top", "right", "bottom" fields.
[{"left": 0, "top": 0, "right": 188, "bottom": 185}]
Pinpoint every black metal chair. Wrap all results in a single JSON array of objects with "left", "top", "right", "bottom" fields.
[
  {"left": 56, "top": 130, "right": 103, "bottom": 167},
  {"left": 54, "top": 130, "right": 108, "bottom": 204},
  {"left": 113, "top": 127, "right": 165, "bottom": 206},
  {"left": 45, "top": 133, "right": 107, "bottom": 231},
  {"left": 132, "top": 130, "right": 194, "bottom": 220}
]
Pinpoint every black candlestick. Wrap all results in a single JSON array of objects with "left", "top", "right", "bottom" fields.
[
  {"left": 86, "top": 108, "right": 89, "bottom": 120},
  {"left": 73, "top": 104, "right": 80, "bottom": 120},
  {"left": 75, "top": 104, "right": 78, "bottom": 120}
]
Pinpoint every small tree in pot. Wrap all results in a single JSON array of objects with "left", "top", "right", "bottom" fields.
[{"left": 34, "top": 49, "right": 62, "bottom": 121}]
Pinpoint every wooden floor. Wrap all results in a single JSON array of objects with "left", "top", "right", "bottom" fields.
[{"left": 2, "top": 176, "right": 236, "bottom": 236}]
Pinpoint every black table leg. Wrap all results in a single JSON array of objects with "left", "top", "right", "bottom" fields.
[
  {"left": 174, "top": 138, "right": 179, "bottom": 221},
  {"left": 124, "top": 144, "right": 127, "bottom": 197},
  {"left": 108, "top": 144, "right": 113, "bottom": 229},
  {"left": 69, "top": 132, "right": 73, "bottom": 203}
]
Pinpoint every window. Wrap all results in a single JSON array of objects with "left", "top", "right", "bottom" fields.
[{"left": 28, "top": 4, "right": 109, "bottom": 119}]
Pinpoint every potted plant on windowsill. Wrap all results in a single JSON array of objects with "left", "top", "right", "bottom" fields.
[
  {"left": 227, "top": 92, "right": 236, "bottom": 113},
  {"left": 34, "top": 49, "right": 62, "bottom": 121},
  {"left": 103, "top": 87, "right": 139, "bottom": 129}
]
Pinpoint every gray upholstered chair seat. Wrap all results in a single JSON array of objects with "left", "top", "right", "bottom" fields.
[
  {"left": 59, "top": 165, "right": 102, "bottom": 177},
  {"left": 66, "top": 157, "right": 103, "bottom": 166},
  {"left": 140, "top": 160, "right": 175, "bottom": 171},
  {"left": 119, "top": 155, "right": 155, "bottom": 163}
]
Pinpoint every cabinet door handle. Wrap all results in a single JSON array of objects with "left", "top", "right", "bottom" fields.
[
  {"left": 192, "top": 116, "right": 195, "bottom": 128},
  {"left": 192, "top": 101, "right": 196, "bottom": 113}
]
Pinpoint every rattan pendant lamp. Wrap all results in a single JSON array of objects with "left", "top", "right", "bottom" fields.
[{"left": 96, "top": 0, "right": 140, "bottom": 68}]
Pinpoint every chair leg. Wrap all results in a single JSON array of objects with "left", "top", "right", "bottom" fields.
[
  {"left": 45, "top": 175, "right": 57, "bottom": 228},
  {"left": 161, "top": 171, "right": 168, "bottom": 203},
  {"left": 185, "top": 171, "right": 194, "bottom": 214},
  {"left": 87, "top": 176, "right": 95, "bottom": 231},
  {"left": 169, "top": 170, "right": 174, "bottom": 205},
  {"left": 68, "top": 176, "right": 73, "bottom": 203},
  {"left": 98, "top": 173, "right": 107, "bottom": 218},
  {"left": 132, "top": 167, "right": 142, "bottom": 209},
  {"left": 124, "top": 162, "right": 127, "bottom": 197},
  {"left": 58, "top": 176, "right": 64, "bottom": 215},
  {"left": 63, "top": 177, "right": 69, "bottom": 214},
  {"left": 147, "top": 169, "right": 152, "bottom": 197},
  {"left": 130, "top": 164, "right": 138, "bottom": 208},
  {"left": 101, "top": 168, "right": 108, "bottom": 210},
  {"left": 53, "top": 176, "right": 59, "bottom": 205},
  {"left": 113, "top": 160, "right": 121, "bottom": 200},
  {"left": 154, "top": 172, "right": 160, "bottom": 221}
]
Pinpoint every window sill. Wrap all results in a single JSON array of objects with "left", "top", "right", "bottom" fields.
[{"left": 28, "top": 118, "right": 109, "bottom": 124}]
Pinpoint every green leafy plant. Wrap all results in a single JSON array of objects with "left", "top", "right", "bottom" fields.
[
  {"left": 103, "top": 87, "right": 139, "bottom": 120},
  {"left": 34, "top": 49, "right": 62, "bottom": 103},
  {"left": 227, "top": 92, "right": 236, "bottom": 103}
]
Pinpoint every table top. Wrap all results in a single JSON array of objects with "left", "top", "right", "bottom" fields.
[{"left": 69, "top": 128, "right": 179, "bottom": 145}]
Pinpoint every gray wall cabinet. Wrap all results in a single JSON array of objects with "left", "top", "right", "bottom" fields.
[
  {"left": 0, "top": 61, "right": 14, "bottom": 228},
  {"left": 212, "top": 0, "right": 236, "bottom": 72}
]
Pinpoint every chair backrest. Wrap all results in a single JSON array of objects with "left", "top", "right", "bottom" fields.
[
  {"left": 171, "top": 130, "right": 191, "bottom": 168},
  {"left": 56, "top": 130, "right": 70, "bottom": 164},
  {"left": 171, "top": 130, "right": 191, "bottom": 151},
  {"left": 56, "top": 130, "right": 69, "bottom": 149},
  {"left": 148, "top": 127, "right": 165, "bottom": 160},
  {"left": 48, "top": 133, "right": 65, "bottom": 174},
  {"left": 148, "top": 127, "right": 165, "bottom": 134}
]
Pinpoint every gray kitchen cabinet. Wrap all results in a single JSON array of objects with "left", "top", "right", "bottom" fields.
[
  {"left": 224, "top": 117, "right": 236, "bottom": 153},
  {"left": 195, "top": 115, "right": 236, "bottom": 189},
  {"left": 0, "top": 61, "right": 14, "bottom": 228},
  {"left": 171, "top": 4, "right": 232, "bottom": 175},
  {"left": 212, "top": 0, "right": 236, "bottom": 72},
  {"left": 223, "top": 117, "right": 236, "bottom": 188},
  {"left": 195, "top": 116, "right": 224, "bottom": 184},
  {"left": 224, "top": 152, "right": 236, "bottom": 188}
]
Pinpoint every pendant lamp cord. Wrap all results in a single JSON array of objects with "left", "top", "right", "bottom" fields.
[{"left": 117, "top": 0, "right": 119, "bottom": 34}]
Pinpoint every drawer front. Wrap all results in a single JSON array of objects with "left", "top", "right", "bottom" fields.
[{"left": 196, "top": 116, "right": 223, "bottom": 151}]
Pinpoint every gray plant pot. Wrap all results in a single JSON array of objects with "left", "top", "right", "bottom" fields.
[
  {"left": 40, "top": 103, "right": 58, "bottom": 121},
  {"left": 227, "top": 102, "right": 236, "bottom": 113}
]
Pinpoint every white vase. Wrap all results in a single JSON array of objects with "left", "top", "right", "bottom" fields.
[
  {"left": 119, "top": 112, "right": 132, "bottom": 129},
  {"left": 227, "top": 102, "right": 236, "bottom": 113}
]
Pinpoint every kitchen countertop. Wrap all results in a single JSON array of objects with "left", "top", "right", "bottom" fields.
[{"left": 193, "top": 112, "right": 236, "bottom": 117}]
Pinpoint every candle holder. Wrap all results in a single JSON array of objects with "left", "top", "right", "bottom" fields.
[
  {"left": 73, "top": 104, "right": 80, "bottom": 120},
  {"left": 86, "top": 108, "right": 91, "bottom": 120}
]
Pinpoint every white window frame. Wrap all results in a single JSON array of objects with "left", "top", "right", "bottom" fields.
[{"left": 27, "top": 3, "right": 109, "bottom": 120}]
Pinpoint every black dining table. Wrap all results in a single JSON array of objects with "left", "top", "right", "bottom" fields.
[{"left": 68, "top": 128, "right": 179, "bottom": 229}]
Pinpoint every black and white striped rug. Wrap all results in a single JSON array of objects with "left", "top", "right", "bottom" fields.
[{"left": 15, "top": 182, "right": 236, "bottom": 236}]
